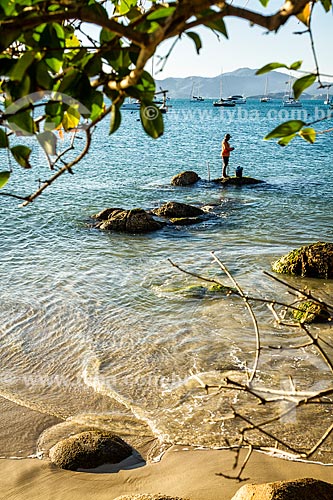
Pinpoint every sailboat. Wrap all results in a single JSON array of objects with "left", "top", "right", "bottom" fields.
[
  {"left": 324, "top": 85, "right": 332, "bottom": 106},
  {"left": 260, "top": 76, "right": 272, "bottom": 102},
  {"left": 282, "top": 77, "right": 302, "bottom": 107},
  {"left": 213, "top": 74, "right": 236, "bottom": 107},
  {"left": 190, "top": 81, "right": 205, "bottom": 101}
]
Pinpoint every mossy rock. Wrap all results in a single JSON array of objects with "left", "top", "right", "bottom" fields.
[
  {"left": 231, "top": 478, "right": 333, "bottom": 500},
  {"left": 91, "top": 208, "right": 124, "bottom": 220},
  {"left": 171, "top": 171, "right": 200, "bottom": 186},
  {"left": 272, "top": 242, "right": 333, "bottom": 278},
  {"left": 153, "top": 201, "right": 204, "bottom": 218},
  {"left": 178, "top": 283, "right": 232, "bottom": 298},
  {"left": 49, "top": 431, "right": 132, "bottom": 471},
  {"left": 212, "top": 176, "right": 264, "bottom": 186},
  {"left": 98, "top": 208, "right": 163, "bottom": 233},
  {"left": 293, "top": 300, "right": 331, "bottom": 324}
]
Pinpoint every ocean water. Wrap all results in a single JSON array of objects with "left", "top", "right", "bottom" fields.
[{"left": 1, "top": 98, "right": 333, "bottom": 463}]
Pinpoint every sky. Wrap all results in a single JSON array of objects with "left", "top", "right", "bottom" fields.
[{"left": 154, "top": 0, "right": 333, "bottom": 81}]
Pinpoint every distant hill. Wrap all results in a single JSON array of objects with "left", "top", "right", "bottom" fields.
[{"left": 156, "top": 67, "right": 327, "bottom": 99}]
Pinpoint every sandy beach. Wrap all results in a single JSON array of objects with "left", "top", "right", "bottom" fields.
[{"left": 2, "top": 446, "right": 333, "bottom": 500}]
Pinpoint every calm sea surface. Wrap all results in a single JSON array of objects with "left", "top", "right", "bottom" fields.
[{"left": 1, "top": 98, "right": 333, "bottom": 462}]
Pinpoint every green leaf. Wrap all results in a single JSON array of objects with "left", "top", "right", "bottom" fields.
[
  {"left": 100, "top": 28, "right": 117, "bottom": 45},
  {"left": 293, "top": 73, "right": 317, "bottom": 99},
  {"left": 36, "top": 60, "right": 53, "bottom": 89},
  {"left": 89, "top": 91, "right": 104, "bottom": 121},
  {"left": 0, "top": 128, "right": 9, "bottom": 148},
  {"left": 258, "top": 0, "right": 270, "bottom": 6},
  {"left": 278, "top": 134, "right": 296, "bottom": 147},
  {"left": 7, "top": 110, "right": 35, "bottom": 136},
  {"left": 265, "top": 120, "right": 305, "bottom": 140},
  {"left": 57, "top": 69, "right": 82, "bottom": 94},
  {"left": 62, "top": 106, "right": 80, "bottom": 131},
  {"left": 320, "top": 0, "right": 332, "bottom": 12},
  {"left": 186, "top": 32, "right": 202, "bottom": 54},
  {"left": 147, "top": 6, "right": 176, "bottom": 20},
  {"left": 204, "top": 18, "right": 228, "bottom": 38},
  {"left": 10, "top": 52, "right": 35, "bottom": 81},
  {"left": 10, "top": 145, "right": 32, "bottom": 168},
  {"left": 135, "top": 70, "right": 156, "bottom": 100},
  {"left": 140, "top": 101, "right": 164, "bottom": 139},
  {"left": 0, "top": 29, "right": 21, "bottom": 52},
  {"left": 110, "top": 104, "right": 121, "bottom": 134},
  {"left": 289, "top": 60, "right": 303, "bottom": 71},
  {"left": 37, "top": 131, "right": 57, "bottom": 155},
  {"left": 0, "top": 171, "right": 11, "bottom": 189},
  {"left": 117, "top": 0, "right": 138, "bottom": 15},
  {"left": 299, "top": 127, "right": 316, "bottom": 144},
  {"left": 256, "top": 62, "right": 288, "bottom": 75}
]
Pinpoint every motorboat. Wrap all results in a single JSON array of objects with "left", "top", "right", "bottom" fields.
[
  {"left": 282, "top": 96, "right": 302, "bottom": 107},
  {"left": 122, "top": 99, "right": 140, "bottom": 110},
  {"left": 227, "top": 95, "right": 247, "bottom": 104},
  {"left": 122, "top": 89, "right": 169, "bottom": 112},
  {"left": 213, "top": 98, "right": 236, "bottom": 107}
]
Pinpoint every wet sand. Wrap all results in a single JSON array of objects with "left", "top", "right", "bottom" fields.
[{"left": 2, "top": 446, "right": 333, "bottom": 500}]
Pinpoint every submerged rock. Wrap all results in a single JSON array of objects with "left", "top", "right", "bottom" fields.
[
  {"left": 153, "top": 201, "right": 204, "bottom": 218},
  {"left": 169, "top": 217, "right": 202, "bottom": 226},
  {"left": 292, "top": 300, "right": 331, "bottom": 324},
  {"left": 49, "top": 431, "right": 132, "bottom": 471},
  {"left": 231, "top": 478, "right": 333, "bottom": 500},
  {"left": 171, "top": 170, "right": 200, "bottom": 186},
  {"left": 272, "top": 242, "right": 333, "bottom": 278},
  {"left": 212, "top": 176, "right": 264, "bottom": 186},
  {"left": 169, "top": 283, "right": 233, "bottom": 298},
  {"left": 97, "top": 208, "right": 163, "bottom": 233}
]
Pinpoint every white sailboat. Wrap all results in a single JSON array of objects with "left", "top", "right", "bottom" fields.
[
  {"left": 324, "top": 85, "right": 332, "bottom": 105},
  {"left": 190, "top": 81, "right": 204, "bottom": 101},
  {"left": 213, "top": 74, "right": 236, "bottom": 107},
  {"left": 260, "top": 76, "right": 272, "bottom": 102},
  {"left": 282, "top": 77, "right": 302, "bottom": 107}
]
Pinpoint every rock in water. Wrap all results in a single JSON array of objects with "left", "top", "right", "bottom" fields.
[
  {"left": 91, "top": 208, "right": 124, "bottom": 220},
  {"left": 153, "top": 201, "right": 204, "bottom": 218},
  {"left": 292, "top": 300, "right": 330, "bottom": 323},
  {"left": 171, "top": 171, "right": 200, "bottom": 186},
  {"left": 98, "top": 208, "right": 163, "bottom": 233},
  {"left": 231, "top": 478, "right": 333, "bottom": 499},
  {"left": 212, "top": 176, "right": 264, "bottom": 186},
  {"left": 272, "top": 242, "right": 333, "bottom": 278},
  {"left": 49, "top": 431, "right": 132, "bottom": 470}
]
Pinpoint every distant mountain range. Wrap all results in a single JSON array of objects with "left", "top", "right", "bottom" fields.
[{"left": 156, "top": 67, "right": 328, "bottom": 99}]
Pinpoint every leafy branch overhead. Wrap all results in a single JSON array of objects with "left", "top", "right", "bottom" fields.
[{"left": 0, "top": 0, "right": 331, "bottom": 202}]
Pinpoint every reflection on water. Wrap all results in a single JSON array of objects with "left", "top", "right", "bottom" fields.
[{"left": 1, "top": 99, "right": 333, "bottom": 461}]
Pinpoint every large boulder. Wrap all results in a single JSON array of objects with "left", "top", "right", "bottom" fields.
[
  {"left": 272, "top": 242, "right": 333, "bottom": 278},
  {"left": 91, "top": 208, "right": 124, "bottom": 220},
  {"left": 49, "top": 431, "right": 132, "bottom": 471},
  {"left": 98, "top": 208, "right": 163, "bottom": 233},
  {"left": 153, "top": 201, "right": 204, "bottom": 218},
  {"left": 171, "top": 171, "right": 200, "bottom": 186},
  {"left": 231, "top": 478, "right": 333, "bottom": 500}
]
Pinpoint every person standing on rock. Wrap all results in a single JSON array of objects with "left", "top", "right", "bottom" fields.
[{"left": 221, "top": 133, "right": 234, "bottom": 179}]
